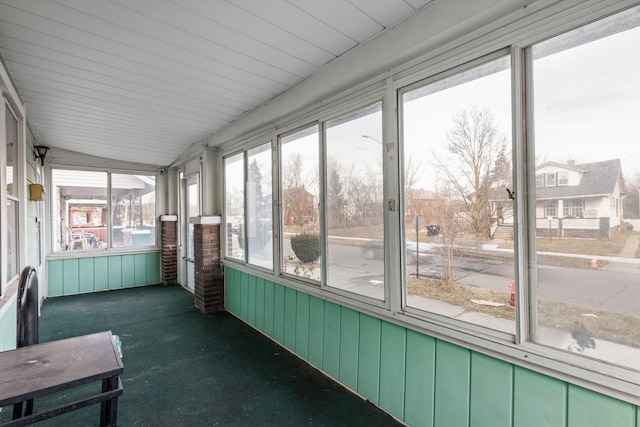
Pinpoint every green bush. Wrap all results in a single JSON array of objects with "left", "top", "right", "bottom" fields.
[{"left": 290, "top": 233, "right": 320, "bottom": 263}]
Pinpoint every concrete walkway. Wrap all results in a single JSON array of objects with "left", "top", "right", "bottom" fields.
[{"left": 618, "top": 232, "right": 640, "bottom": 258}]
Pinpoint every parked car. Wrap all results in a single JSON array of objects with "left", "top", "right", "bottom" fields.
[{"left": 425, "top": 224, "right": 441, "bottom": 236}]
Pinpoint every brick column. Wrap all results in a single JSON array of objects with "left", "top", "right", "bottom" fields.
[
  {"left": 193, "top": 216, "right": 225, "bottom": 313},
  {"left": 160, "top": 215, "right": 178, "bottom": 286}
]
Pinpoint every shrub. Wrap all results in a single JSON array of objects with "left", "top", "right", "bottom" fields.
[{"left": 290, "top": 233, "right": 320, "bottom": 263}]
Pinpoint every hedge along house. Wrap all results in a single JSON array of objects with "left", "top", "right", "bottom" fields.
[{"left": 1, "top": 0, "right": 639, "bottom": 425}]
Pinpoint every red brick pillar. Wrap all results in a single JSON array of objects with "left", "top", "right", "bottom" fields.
[
  {"left": 160, "top": 215, "right": 178, "bottom": 286},
  {"left": 193, "top": 216, "right": 225, "bottom": 313}
]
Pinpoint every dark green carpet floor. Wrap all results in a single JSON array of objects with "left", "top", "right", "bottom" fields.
[{"left": 1, "top": 284, "right": 402, "bottom": 426}]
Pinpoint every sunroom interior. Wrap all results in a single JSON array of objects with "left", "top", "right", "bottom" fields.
[{"left": 1, "top": 1, "right": 639, "bottom": 426}]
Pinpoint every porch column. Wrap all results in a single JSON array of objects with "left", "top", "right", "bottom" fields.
[
  {"left": 160, "top": 215, "right": 178, "bottom": 286},
  {"left": 193, "top": 216, "right": 225, "bottom": 313}
]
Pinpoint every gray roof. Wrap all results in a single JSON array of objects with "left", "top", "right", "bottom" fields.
[{"left": 536, "top": 159, "right": 621, "bottom": 200}]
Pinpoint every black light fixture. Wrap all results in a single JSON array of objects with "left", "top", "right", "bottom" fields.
[{"left": 34, "top": 145, "right": 50, "bottom": 165}]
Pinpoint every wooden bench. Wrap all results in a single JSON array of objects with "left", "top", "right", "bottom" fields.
[{"left": 0, "top": 331, "right": 123, "bottom": 426}]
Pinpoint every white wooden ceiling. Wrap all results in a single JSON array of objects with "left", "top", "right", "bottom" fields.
[{"left": 0, "top": 0, "right": 431, "bottom": 167}]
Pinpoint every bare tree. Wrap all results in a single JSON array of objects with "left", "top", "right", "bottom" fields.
[
  {"left": 327, "top": 163, "right": 346, "bottom": 228},
  {"left": 435, "top": 106, "right": 508, "bottom": 237}
]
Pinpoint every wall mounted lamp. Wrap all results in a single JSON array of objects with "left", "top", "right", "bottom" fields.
[{"left": 34, "top": 145, "right": 50, "bottom": 165}]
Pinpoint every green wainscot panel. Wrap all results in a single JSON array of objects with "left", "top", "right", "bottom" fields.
[
  {"left": 94, "top": 257, "right": 109, "bottom": 291},
  {"left": 567, "top": 385, "right": 635, "bottom": 427},
  {"left": 513, "top": 366, "right": 567, "bottom": 427},
  {"left": 263, "top": 280, "right": 275, "bottom": 338},
  {"left": 47, "top": 260, "right": 64, "bottom": 296},
  {"left": 308, "top": 296, "right": 324, "bottom": 369},
  {"left": 404, "top": 329, "right": 436, "bottom": 427},
  {"left": 121, "top": 255, "right": 135, "bottom": 287},
  {"left": 255, "top": 277, "right": 266, "bottom": 331},
  {"left": 295, "top": 292, "right": 310, "bottom": 360},
  {"left": 62, "top": 259, "right": 80, "bottom": 294},
  {"left": 273, "top": 284, "right": 285, "bottom": 344},
  {"left": 322, "top": 301, "right": 341, "bottom": 379},
  {"left": 283, "top": 287, "right": 297, "bottom": 351},
  {"left": 146, "top": 252, "right": 160, "bottom": 284},
  {"left": 240, "top": 272, "right": 249, "bottom": 321},
  {"left": 247, "top": 275, "right": 257, "bottom": 327},
  {"left": 108, "top": 256, "right": 122, "bottom": 289},
  {"left": 224, "top": 268, "right": 234, "bottom": 311},
  {"left": 469, "top": 352, "right": 513, "bottom": 427},
  {"left": 357, "top": 313, "right": 381, "bottom": 405},
  {"left": 134, "top": 253, "right": 147, "bottom": 285},
  {"left": 339, "top": 307, "right": 359, "bottom": 391},
  {"left": 0, "top": 297, "right": 17, "bottom": 351},
  {"left": 379, "top": 321, "right": 406, "bottom": 421},
  {"left": 78, "top": 258, "right": 95, "bottom": 293},
  {"left": 434, "top": 340, "right": 470, "bottom": 427}
]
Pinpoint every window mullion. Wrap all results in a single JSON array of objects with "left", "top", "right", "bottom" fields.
[{"left": 511, "top": 45, "right": 529, "bottom": 345}]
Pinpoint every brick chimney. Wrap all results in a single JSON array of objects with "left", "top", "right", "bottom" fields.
[
  {"left": 160, "top": 215, "right": 178, "bottom": 286},
  {"left": 192, "top": 216, "right": 225, "bottom": 313},
  {"left": 567, "top": 159, "right": 576, "bottom": 166}
]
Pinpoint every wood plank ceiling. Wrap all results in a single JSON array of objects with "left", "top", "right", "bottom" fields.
[{"left": 0, "top": 0, "right": 431, "bottom": 166}]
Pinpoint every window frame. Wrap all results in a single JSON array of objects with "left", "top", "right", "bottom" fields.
[
  {"left": 48, "top": 167, "right": 158, "bottom": 255},
  {"left": 222, "top": 138, "right": 275, "bottom": 273},
  {"left": 218, "top": 1, "right": 640, "bottom": 403}
]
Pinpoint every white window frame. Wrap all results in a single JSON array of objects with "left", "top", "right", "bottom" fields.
[
  {"left": 218, "top": 1, "right": 640, "bottom": 403},
  {"left": 48, "top": 167, "right": 158, "bottom": 255}
]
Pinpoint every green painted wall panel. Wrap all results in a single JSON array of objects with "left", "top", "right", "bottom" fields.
[
  {"left": 121, "top": 255, "right": 135, "bottom": 287},
  {"left": 0, "top": 297, "right": 17, "bottom": 351},
  {"left": 434, "top": 340, "right": 470, "bottom": 427},
  {"left": 146, "top": 252, "right": 160, "bottom": 284},
  {"left": 247, "top": 275, "right": 257, "bottom": 326},
  {"left": 514, "top": 366, "right": 567, "bottom": 427},
  {"left": 224, "top": 268, "right": 234, "bottom": 312},
  {"left": 338, "top": 307, "right": 360, "bottom": 391},
  {"left": 133, "top": 254, "right": 147, "bottom": 285},
  {"left": 283, "top": 287, "right": 297, "bottom": 351},
  {"left": 94, "top": 257, "right": 109, "bottom": 291},
  {"left": 263, "top": 280, "right": 275, "bottom": 337},
  {"left": 273, "top": 284, "right": 285, "bottom": 344},
  {"left": 469, "top": 352, "right": 513, "bottom": 427},
  {"left": 234, "top": 270, "right": 242, "bottom": 315},
  {"left": 405, "top": 329, "right": 436, "bottom": 427},
  {"left": 47, "top": 253, "right": 159, "bottom": 296},
  {"left": 308, "top": 296, "right": 324, "bottom": 368},
  {"left": 322, "top": 301, "right": 341, "bottom": 379},
  {"left": 62, "top": 259, "right": 79, "bottom": 294},
  {"left": 47, "top": 260, "right": 64, "bottom": 296},
  {"left": 78, "top": 258, "right": 95, "bottom": 293},
  {"left": 295, "top": 292, "right": 310, "bottom": 360},
  {"left": 379, "top": 321, "right": 406, "bottom": 420},
  {"left": 357, "top": 313, "right": 381, "bottom": 405},
  {"left": 240, "top": 272, "right": 249, "bottom": 321},
  {"left": 255, "top": 277, "right": 265, "bottom": 331},
  {"left": 223, "top": 270, "right": 639, "bottom": 427},
  {"left": 108, "top": 257, "right": 122, "bottom": 289},
  {"left": 567, "top": 385, "right": 635, "bottom": 427}
]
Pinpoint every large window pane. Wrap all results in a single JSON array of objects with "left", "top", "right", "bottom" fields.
[
  {"left": 280, "top": 125, "right": 320, "bottom": 281},
  {"left": 402, "top": 55, "right": 514, "bottom": 333},
  {"left": 225, "top": 153, "right": 244, "bottom": 260},
  {"left": 5, "top": 101, "right": 17, "bottom": 197},
  {"left": 326, "top": 103, "right": 384, "bottom": 299},
  {"left": 247, "top": 143, "right": 273, "bottom": 269},
  {"left": 6, "top": 199, "right": 17, "bottom": 282},
  {"left": 531, "top": 7, "right": 640, "bottom": 370},
  {"left": 52, "top": 170, "right": 107, "bottom": 251},
  {"left": 111, "top": 174, "right": 156, "bottom": 247}
]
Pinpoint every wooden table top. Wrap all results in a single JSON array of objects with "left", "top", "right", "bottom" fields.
[{"left": 0, "top": 331, "right": 123, "bottom": 406}]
